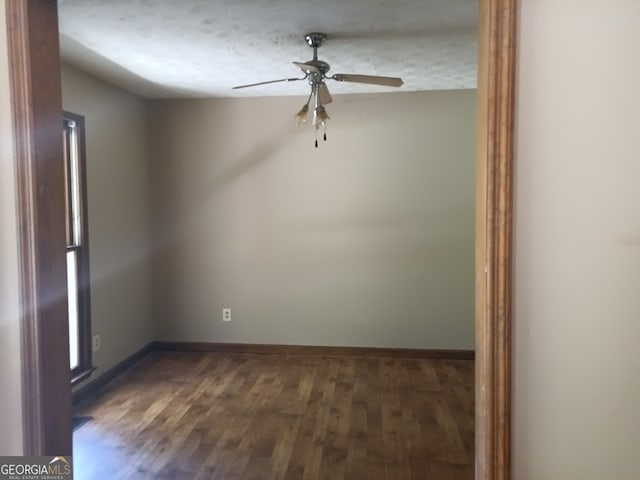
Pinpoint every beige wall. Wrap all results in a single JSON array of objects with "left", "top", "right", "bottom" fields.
[
  {"left": 149, "top": 90, "right": 476, "bottom": 349},
  {"left": 0, "top": 0, "right": 24, "bottom": 455},
  {"left": 514, "top": 0, "right": 640, "bottom": 478},
  {"left": 61, "top": 65, "right": 154, "bottom": 384}
]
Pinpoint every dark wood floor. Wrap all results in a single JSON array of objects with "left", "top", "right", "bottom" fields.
[{"left": 73, "top": 351, "right": 474, "bottom": 480}]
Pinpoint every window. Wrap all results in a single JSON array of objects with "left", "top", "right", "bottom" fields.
[{"left": 63, "top": 111, "right": 93, "bottom": 384}]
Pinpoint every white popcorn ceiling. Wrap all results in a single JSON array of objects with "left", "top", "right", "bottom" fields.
[{"left": 58, "top": 0, "right": 477, "bottom": 99}]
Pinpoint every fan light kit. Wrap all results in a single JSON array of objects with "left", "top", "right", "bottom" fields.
[{"left": 233, "top": 32, "right": 404, "bottom": 148}]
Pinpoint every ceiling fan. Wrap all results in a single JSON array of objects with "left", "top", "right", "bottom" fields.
[{"left": 232, "top": 32, "right": 404, "bottom": 147}]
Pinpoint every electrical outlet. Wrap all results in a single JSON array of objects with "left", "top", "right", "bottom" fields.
[
  {"left": 222, "top": 308, "right": 232, "bottom": 322},
  {"left": 92, "top": 334, "right": 101, "bottom": 352}
]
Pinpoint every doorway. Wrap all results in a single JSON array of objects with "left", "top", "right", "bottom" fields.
[{"left": 5, "top": 0, "right": 516, "bottom": 478}]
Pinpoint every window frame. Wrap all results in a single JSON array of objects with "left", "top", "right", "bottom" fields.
[{"left": 63, "top": 110, "right": 94, "bottom": 385}]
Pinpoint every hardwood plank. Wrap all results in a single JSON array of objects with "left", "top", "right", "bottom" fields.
[{"left": 73, "top": 351, "right": 474, "bottom": 479}]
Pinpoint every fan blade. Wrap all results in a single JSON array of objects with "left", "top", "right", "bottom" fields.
[
  {"left": 232, "top": 77, "right": 305, "bottom": 89},
  {"left": 293, "top": 61, "right": 321, "bottom": 75},
  {"left": 331, "top": 73, "right": 403, "bottom": 87},
  {"left": 318, "top": 82, "right": 333, "bottom": 105}
]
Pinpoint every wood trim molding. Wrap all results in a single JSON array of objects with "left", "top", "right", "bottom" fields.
[
  {"left": 153, "top": 341, "right": 475, "bottom": 360},
  {"left": 6, "top": 0, "right": 72, "bottom": 456},
  {"left": 476, "top": 0, "right": 517, "bottom": 479},
  {"left": 72, "top": 343, "right": 155, "bottom": 406}
]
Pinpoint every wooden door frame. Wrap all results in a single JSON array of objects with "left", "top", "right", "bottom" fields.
[
  {"left": 6, "top": 0, "right": 516, "bottom": 477},
  {"left": 475, "top": 1, "right": 517, "bottom": 479},
  {"left": 6, "top": 0, "right": 72, "bottom": 456}
]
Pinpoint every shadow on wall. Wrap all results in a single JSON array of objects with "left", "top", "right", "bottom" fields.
[
  {"left": 201, "top": 128, "right": 292, "bottom": 196},
  {"left": 151, "top": 121, "right": 294, "bottom": 253}
]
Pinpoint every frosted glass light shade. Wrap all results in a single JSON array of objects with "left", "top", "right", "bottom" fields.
[
  {"left": 295, "top": 104, "right": 309, "bottom": 126},
  {"left": 313, "top": 105, "right": 330, "bottom": 128}
]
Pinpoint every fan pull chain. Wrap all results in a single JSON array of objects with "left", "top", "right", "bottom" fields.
[{"left": 315, "top": 129, "right": 318, "bottom": 148}]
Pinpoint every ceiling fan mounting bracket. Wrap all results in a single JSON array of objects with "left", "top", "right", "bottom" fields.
[{"left": 304, "top": 32, "right": 326, "bottom": 49}]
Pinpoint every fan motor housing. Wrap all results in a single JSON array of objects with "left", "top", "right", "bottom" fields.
[{"left": 307, "top": 59, "right": 331, "bottom": 75}]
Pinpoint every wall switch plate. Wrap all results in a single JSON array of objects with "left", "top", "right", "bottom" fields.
[
  {"left": 92, "top": 334, "right": 101, "bottom": 352},
  {"left": 222, "top": 308, "right": 232, "bottom": 322}
]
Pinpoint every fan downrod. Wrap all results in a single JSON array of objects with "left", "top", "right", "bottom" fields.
[{"left": 304, "top": 33, "right": 329, "bottom": 71}]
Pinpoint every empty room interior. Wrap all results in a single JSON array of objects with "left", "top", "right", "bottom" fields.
[{"left": 57, "top": 0, "right": 478, "bottom": 478}]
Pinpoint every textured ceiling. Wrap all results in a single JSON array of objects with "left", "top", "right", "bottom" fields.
[{"left": 58, "top": 0, "right": 477, "bottom": 99}]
